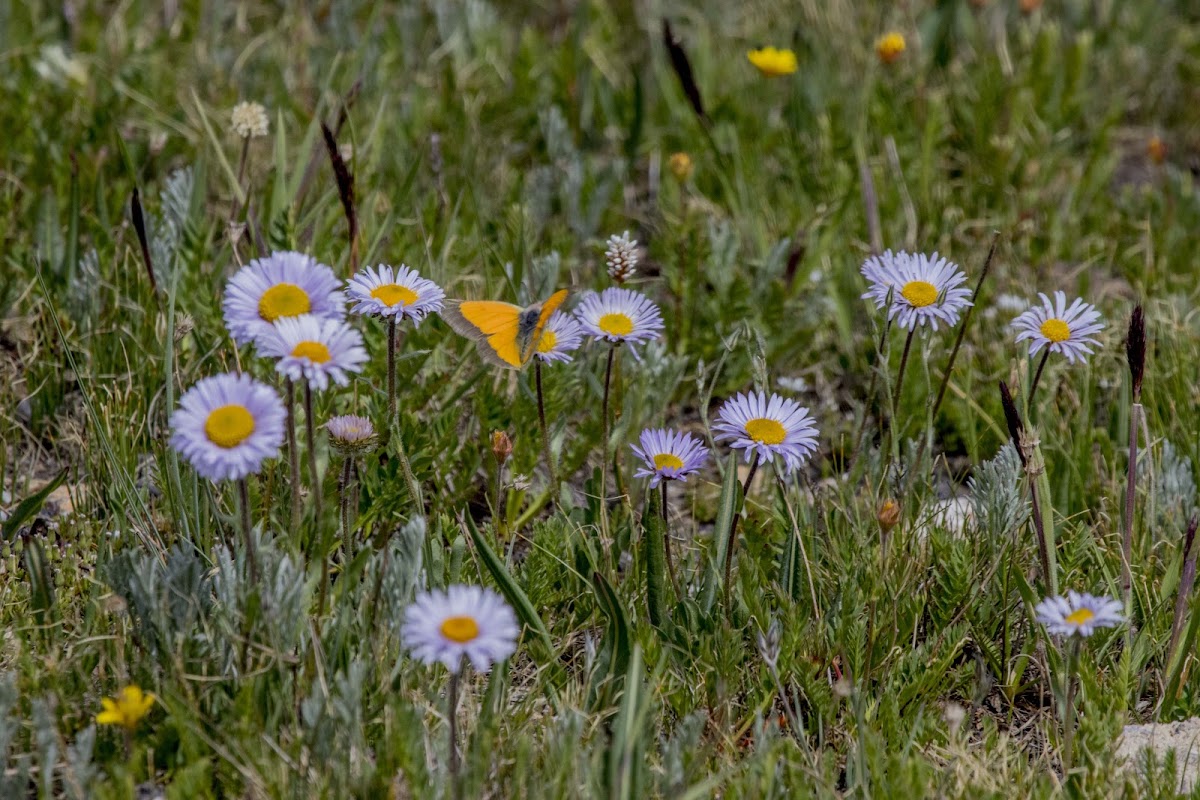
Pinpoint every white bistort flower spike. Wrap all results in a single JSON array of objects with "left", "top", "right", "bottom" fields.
[
  {"left": 402, "top": 585, "right": 520, "bottom": 672},
  {"left": 1011, "top": 291, "right": 1105, "bottom": 364},
  {"left": 860, "top": 250, "right": 973, "bottom": 331}
]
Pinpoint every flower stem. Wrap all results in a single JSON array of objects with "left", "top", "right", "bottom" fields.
[
  {"left": 387, "top": 316, "right": 397, "bottom": 424},
  {"left": 1122, "top": 403, "right": 1140, "bottom": 610},
  {"left": 237, "top": 478, "right": 259, "bottom": 583},
  {"left": 285, "top": 379, "right": 301, "bottom": 532},
  {"left": 1062, "top": 636, "right": 1082, "bottom": 784},
  {"left": 599, "top": 345, "right": 617, "bottom": 541},
  {"left": 1029, "top": 349, "right": 1051, "bottom": 409},
  {"left": 304, "top": 383, "right": 322, "bottom": 526},
  {"left": 661, "top": 480, "right": 681, "bottom": 598},
  {"left": 448, "top": 663, "right": 463, "bottom": 800},
  {"left": 723, "top": 451, "right": 761, "bottom": 605},
  {"left": 892, "top": 328, "right": 917, "bottom": 428},
  {"left": 535, "top": 360, "right": 559, "bottom": 497}
]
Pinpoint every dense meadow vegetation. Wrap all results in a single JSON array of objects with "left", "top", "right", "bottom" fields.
[{"left": 4, "top": 0, "right": 1200, "bottom": 796}]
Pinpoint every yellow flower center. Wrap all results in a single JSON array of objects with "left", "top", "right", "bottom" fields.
[
  {"left": 745, "top": 418, "right": 787, "bottom": 445},
  {"left": 291, "top": 340, "right": 332, "bottom": 364},
  {"left": 1040, "top": 318, "right": 1071, "bottom": 343},
  {"left": 537, "top": 330, "right": 558, "bottom": 353},
  {"left": 440, "top": 615, "right": 480, "bottom": 643},
  {"left": 204, "top": 404, "right": 255, "bottom": 448},
  {"left": 370, "top": 283, "right": 418, "bottom": 307},
  {"left": 257, "top": 283, "right": 311, "bottom": 322},
  {"left": 900, "top": 280, "right": 939, "bottom": 308},
  {"left": 653, "top": 453, "right": 684, "bottom": 470},
  {"left": 1065, "top": 607, "right": 1094, "bottom": 626},
  {"left": 598, "top": 313, "right": 634, "bottom": 337}
]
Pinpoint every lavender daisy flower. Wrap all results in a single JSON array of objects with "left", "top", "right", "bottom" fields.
[
  {"left": 533, "top": 311, "right": 584, "bottom": 364},
  {"left": 631, "top": 428, "right": 709, "bottom": 487},
  {"left": 222, "top": 251, "right": 345, "bottom": 346},
  {"left": 576, "top": 287, "right": 664, "bottom": 349},
  {"left": 1011, "top": 292, "right": 1105, "bottom": 364},
  {"left": 713, "top": 391, "right": 819, "bottom": 474},
  {"left": 1035, "top": 591, "right": 1125, "bottom": 638},
  {"left": 257, "top": 315, "right": 368, "bottom": 391},
  {"left": 169, "top": 373, "right": 286, "bottom": 481},
  {"left": 860, "top": 250, "right": 973, "bottom": 331},
  {"left": 345, "top": 263, "right": 445, "bottom": 323},
  {"left": 401, "top": 585, "right": 520, "bottom": 672}
]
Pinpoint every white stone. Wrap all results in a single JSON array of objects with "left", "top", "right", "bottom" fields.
[{"left": 1116, "top": 718, "right": 1200, "bottom": 793}]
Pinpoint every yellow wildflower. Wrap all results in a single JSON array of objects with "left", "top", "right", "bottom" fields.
[
  {"left": 876, "top": 32, "right": 906, "bottom": 65},
  {"left": 96, "top": 685, "right": 155, "bottom": 730},
  {"left": 668, "top": 152, "right": 693, "bottom": 182},
  {"left": 746, "top": 47, "right": 798, "bottom": 78}
]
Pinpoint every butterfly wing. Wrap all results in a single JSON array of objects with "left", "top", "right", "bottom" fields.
[
  {"left": 518, "top": 289, "right": 571, "bottom": 364},
  {"left": 440, "top": 300, "right": 525, "bottom": 369}
]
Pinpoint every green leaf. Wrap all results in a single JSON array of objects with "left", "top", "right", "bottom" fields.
[
  {"left": 700, "top": 452, "right": 743, "bottom": 615},
  {"left": 642, "top": 490, "right": 669, "bottom": 629},
  {"left": 462, "top": 513, "right": 554, "bottom": 661},
  {"left": 587, "top": 570, "right": 632, "bottom": 710},
  {"left": 606, "top": 644, "right": 648, "bottom": 800},
  {"left": 3, "top": 470, "right": 68, "bottom": 542}
]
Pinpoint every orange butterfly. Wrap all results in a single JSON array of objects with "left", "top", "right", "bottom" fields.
[{"left": 440, "top": 289, "right": 569, "bottom": 369}]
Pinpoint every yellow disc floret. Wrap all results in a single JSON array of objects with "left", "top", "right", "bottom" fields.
[
  {"left": 371, "top": 284, "right": 418, "bottom": 307},
  {"left": 901, "top": 280, "right": 938, "bottom": 308},
  {"left": 745, "top": 418, "right": 787, "bottom": 445},
  {"left": 440, "top": 615, "right": 480, "bottom": 643},
  {"left": 258, "top": 283, "right": 311, "bottom": 322},
  {"left": 1040, "top": 318, "right": 1071, "bottom": 343},
  {"left": 204, "top": 404, "right": 256, "bottom": 449}
]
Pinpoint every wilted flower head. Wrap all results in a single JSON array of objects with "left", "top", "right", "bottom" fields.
[
  {"left": 877, "top": 499, "right": 901, "bottom": 533},
  {"left": 1035, "top": 591, "right": 1125, "bottom": 638},
  {"left": 747, "top": 46, "right": 798, "bottom": 77},
  {"left": 231, "top": 101, "right": 269, "bottom": 139},
  {"left": 668, "top": 152, "right": 694, "bottom": 181},
  {"left": 876, "top": 32, "right": 906, "bottom": 64},
  {"left": 1147, "top": 135, "right": 1167, "bottom": 165},
  {"left": 325, "top": 414, "right": 378, "bottom": 456},
  {"left": 605, "top": 231, "right": 639, "bottom": 284},
  {"left": 96, "top": 685, "right": 155, "bottom": 730},
  {"left": 491, "top": 430, "right": 513, "bottom": 464},
  {"left": 401, "top": 585, "right": 520, "bottom": 672}
]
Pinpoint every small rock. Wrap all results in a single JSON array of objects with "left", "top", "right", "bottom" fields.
[{"left": 1116, "top": 718, "right": 1200, "bottom": 793}]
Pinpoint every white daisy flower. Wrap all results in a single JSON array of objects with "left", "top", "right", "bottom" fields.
[
  {"left": 576, "top": 287, "right": 664, "bottom": 349},
  {"left": 401, "top": 585, "right": 520, "bottom": 672},
  {"left": 222, "top": 251, "right": 345, "bottom": 346},
  {"left": 861, "top": 250, "right": 973, "bottom": 331},
  {"left": 169, "top": 373, "right": 286, "bottom": 482},
  {"left": 713, "top": 391, "right": 819, "bottom": 474},
  {"left": 257, "top": 315, "right": 368, "bottom": 391},
  {"left": 345, "top": 263, "right": 445, "bottom": 323},
  {"left": 1011, "top": 291, "right": 1105, "bottom": 364},
  {"left": 1035, "top": 591, "right": 1125, "bottom": 638},
  {"left": 533, "top": 311, "right": 584, "bottom": 364}
]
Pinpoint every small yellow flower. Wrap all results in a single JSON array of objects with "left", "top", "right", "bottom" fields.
[
  {"left": 668, "top": 152, "right": 693, "bottom": 182},
  {"left": 95, "top": 685, "right": 155, "bottom": 731},
  {"left": 876, "top": 32, "right": 907, "bottom": 65},
  {"left": 746, "top": 47, "right": 798, "bottom": 78}
]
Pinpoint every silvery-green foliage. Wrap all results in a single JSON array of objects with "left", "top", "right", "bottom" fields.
[
  {"left": 69, "top": 248, "right": 101, "bottom": 321},
  {"left": 62, "top": 725, "right": 97, "bottom": 800},
  {"left": 382, "top": 517, "right": 425, "bottom": 633},
  {"left": 968, "top": 443, "right": 1028, "bottom": 538},
  {"left": 1143, "top": 439, "right": 1196, "bottom": 536},
  {"left": 104, "top": 544, "right": 214, "bottom": 664},
  {"left": 32, "top": 698, "right": 57, "bottom": 798},
  {"left": 523, "top": 166, "right": 556, "bottom": 238},
  {"left": 661, "top": 711, "right": 707, "bottom": 795},
  {"left": 147, "top": 166, "right": 194, "bottom": 283},
  {"left": 301, "top": 660, "right": 369, "bottom": 778},
  {"left": 0, "top": 675, "right": 28, "bottom": 797},
  {"left": 527, "top": 251, "right": 562, "bottom": 305},
  {"left": 212, "top": 531, "right": 310, "bottom": 655},
  {"left": 704, "top": 219, "right": 739, "bottom": 296}
]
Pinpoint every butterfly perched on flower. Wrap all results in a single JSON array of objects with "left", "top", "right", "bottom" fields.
[{"left": 439, "top": 289, "right": 570, "bottom": 369}]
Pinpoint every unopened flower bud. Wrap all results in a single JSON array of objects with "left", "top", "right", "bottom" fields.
[
  {"left": 877, "top": 499, "right": 900, "bottom": 533},
  {"left": 491, "top": 430, "right": 513, "bottom": 464}
]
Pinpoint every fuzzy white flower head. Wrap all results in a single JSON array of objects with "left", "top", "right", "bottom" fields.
[
  {"left": 861, "top": 250, "right": 973, "bottom": 331},
  {"left": 231, "top": 101, "right": 269, "bottom": 139},
  {"left": 401, "top": 585, "right": 520, "bottom": 672},
  {"left": 222, "top": 251, "right": 346, "bottom": 346},
  {"left": 533, "top": 311, "right": 584, "bottom": 364},
  {"left": 257, "top": 315, "right": 368, "bottom": 391},
  {"left": 1011, "top": 291, "right": 1105, "bottom": 364},
  {"left": 713, "top": 391, "right": 819, "bottom": 475},
  {"left": 345, "top": 264, "right": 445, "bottom": 323},
  {"left": 605, "top": 231, "right": 639, "bottom": 283},
  {"left": 1035, "top": 591, "right": 1125, "bottom": 638},
  {"left": 576, "top": 287, "right": 664, "bottom": 350},
  {"left": 169, "top": 373, "right": 286, "bottom": 482}
]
